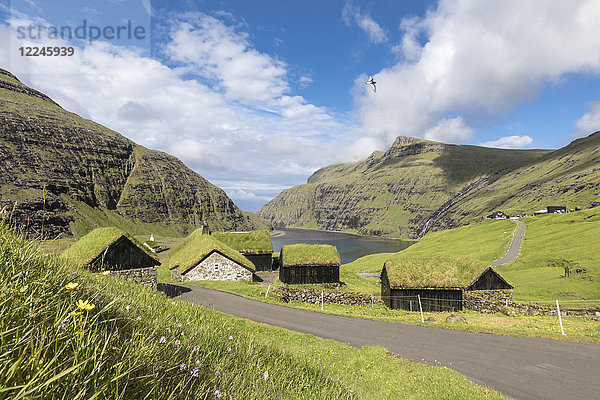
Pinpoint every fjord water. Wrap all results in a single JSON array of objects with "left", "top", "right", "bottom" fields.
[{"left": 271, "top": 228, "right": 413, "bottom": 264}]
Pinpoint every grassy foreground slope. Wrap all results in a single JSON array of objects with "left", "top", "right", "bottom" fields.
[
  {"left": 345, "top": 208, "right": 600, "bottom": 305},
  {"left": 0, "top": 223, "right": 507, "bottom": 399}
]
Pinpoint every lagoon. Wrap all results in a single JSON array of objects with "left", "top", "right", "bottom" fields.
[{"left": 271, "top": 228, "right": 413, "bottom": 264}]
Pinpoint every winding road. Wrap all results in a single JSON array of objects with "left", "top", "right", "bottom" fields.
[
  {"left": 162, "top": 284, "right": 600, "bottom": 400},
  {"left": 492, "top": 220, "right": 526, "bottom": 267}
]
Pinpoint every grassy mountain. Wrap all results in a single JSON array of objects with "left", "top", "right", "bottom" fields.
[
  {"left": 258, "top": 136, "right": 550, "bottom": 238},
  {"left": 0, "top": 68, "right": 266, "bottom": 238}
]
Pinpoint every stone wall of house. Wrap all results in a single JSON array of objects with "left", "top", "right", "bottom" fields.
[
  {"left": 272, "top": 286, "right": 383, "bottom": 306},
  {"left": 112, "top": 267, "right": 157, "bottom": 288},
  {"left": 173, "top": 252, "right": 253, "bottom": 282}
]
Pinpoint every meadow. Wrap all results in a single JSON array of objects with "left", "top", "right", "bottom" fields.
[{"left": 1, "top": 221, "right": 508, "bottom": 399}]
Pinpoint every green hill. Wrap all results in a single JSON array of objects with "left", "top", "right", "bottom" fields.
[
  {"left": 258, "top": 136, "right": 550, "bottom": 238},
  {"left": 0, "top": 68, "right": 267, "bottom": 238},
  {"left": 0, "top": 221, "right": 507, "bottom": 399}
]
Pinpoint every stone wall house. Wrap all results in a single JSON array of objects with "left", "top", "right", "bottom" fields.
[
  {"left": 61, "top": 226, "right": 160, "bottom": 287},
  {"left": 381, "top": 256, "right": 513, "bottom": 312},
  {"left": 169, "top": 229, "right": 256, "bottom": 282},
  {"left": 211, "top": 230, "right": 274, "bottom": 271}
]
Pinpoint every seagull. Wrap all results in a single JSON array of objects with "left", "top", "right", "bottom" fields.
[{"left": 365, "top": 75, "right": 376, "bottom": 93}]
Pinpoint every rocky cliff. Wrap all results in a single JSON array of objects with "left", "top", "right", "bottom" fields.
[
  {"left": 0, "top": 68, "right": 266, "bottom": 238},
  {"left": 258, "top": 136, "right": 562, "bottom": 239}
]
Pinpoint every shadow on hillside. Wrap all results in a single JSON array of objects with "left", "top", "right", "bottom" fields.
[{"left": 157, "top": 282, "right": 192, "bottom": 298}]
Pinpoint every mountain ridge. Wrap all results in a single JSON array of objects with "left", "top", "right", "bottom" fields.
[
  {"left": 257, "top": 133, "right": 600, "bottom": 239},
  {"left": 0, "top": 68, "right": 266, "bottom": 238}
]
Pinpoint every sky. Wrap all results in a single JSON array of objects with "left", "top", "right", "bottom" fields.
[{"left": 1, "top": 0, "right": 600, "bottom": 211}]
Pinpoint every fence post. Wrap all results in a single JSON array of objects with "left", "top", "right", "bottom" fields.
[
  {"left": 410, "top": 300, "right": 412, "bottom": 312},
  {"left": 371, "top": 295, "right": 373, "bottom": 308},
  {"left": 556, "top": 300, "right": 566, "bottom": 335},
  {"left": 265, "top": 285, "right": 271, "bottom": 299},
  {"left": 418, "top": 295, "right": 424, "bottom": 323}
]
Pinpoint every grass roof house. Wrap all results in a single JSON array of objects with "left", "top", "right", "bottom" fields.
[
  {"left": 61, "top": 227, "right": 160, "bottom": 286},
  {"left": 381, "top": 256, "right": 513, "bottom": 312},
  {"left": 279, "top": 244, "right": 340, "bottom": 284},
  {"left": 169, "top": 229, "right": 256, "bottom": 282},
  {"left": 212, "top": 230, "right": 273, "bottom": 271}
]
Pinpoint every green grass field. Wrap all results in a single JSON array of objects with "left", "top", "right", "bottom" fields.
[{"left": 3, "top": 221, "right": 509, "bottom": 399}]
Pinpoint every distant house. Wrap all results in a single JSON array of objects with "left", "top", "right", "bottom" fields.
[
  {"left": 547, "top": 205, "right": 567, "bottom": 214},
  {"left": 485, "top": 211, "right": 509, "bottom": 219},
  {"left": 61, "top": 227, "right": 160, "bottom": 287},
  {"left": 169, "top": 229, "right": 256, "bottom": 282},
  {"left": 279, "top": 244, "right": 340, "bottom": 284},
  {"left": 380, "top": 256, "right": 513, "bottom": 312},
  {"left": 212, "top": 230, "right": 273, "bottom": 271}
]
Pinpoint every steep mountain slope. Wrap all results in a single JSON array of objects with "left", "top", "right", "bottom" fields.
[
  {"left": 436, "top": 131, "right": 600, "bottom": 232},
  {"left": 0, "top": 68, "right": 266, "bottom": 238},
  {"left": 258, "top": 136, "right": 550, "bottom": 238}
]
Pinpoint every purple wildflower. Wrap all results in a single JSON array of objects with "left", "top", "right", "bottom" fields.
[
  {"left": 190, "top": 367, "right": 199, "bottom": 378},
  {"left": 166, "top": 327, "right": 171, "bottom": 333},
  {"left": 193, "top": 345, "right": 200, "bottom": 352},
  {"left": 228, "top": 335, "right": 233, "bottom": 340},
  {"left": 214, "top": 390, "right": 222, "bottom": 398},
  {"left": 174, "top": 339, "right": 180, "bottom": 346},
  {"left": 56, "top": 318, "right": 68, "bottom": 331},
  {"left": 125, "top": 305, "right": 131, "bottom": 311},
  {"left": 264, "top": 371, "right": 269, "bottom": 381},
  {"left": 136, "top": 316, "right": 142, "bottom": 321},
  {"left": 215, "top": 371, "right": 221, "bottom": 378},
  {"left": 180, "top": 363, "right": 187, "bottom": 371},
  {"left": 177, "top": 323, "right": 182, "bottom": 328}
]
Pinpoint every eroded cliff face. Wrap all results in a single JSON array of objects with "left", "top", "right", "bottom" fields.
[
  {"left": 258, "top": 136, "right": 552, "bottom": 239},
  {"left": 0, "top": 68, "right": 265, "bottom": 237}
]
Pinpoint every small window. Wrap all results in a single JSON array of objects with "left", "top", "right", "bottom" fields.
[{"left": 214, "top": 264, "right": 219, "bottom": 270}]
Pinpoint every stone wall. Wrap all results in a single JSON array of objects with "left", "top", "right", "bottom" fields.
[
  {"left": 172, "top": 252, "right": 253, "bottom": 282},
  {"left": 272, "top": 286, "right": 383, "bottom": 307},
  {"left": 464, "top": 290, "right": 554, "bottom": 316},
  {"left": 112, "top": 267, "right": 157, "bottom": 288}
]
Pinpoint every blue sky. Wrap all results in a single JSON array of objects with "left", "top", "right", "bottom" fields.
[{"left": 2, "top": 0, "right": 600, "bottom": 211}]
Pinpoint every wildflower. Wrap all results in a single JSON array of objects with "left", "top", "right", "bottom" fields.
[
  {"left": 119, "top": 308, "right": 124, "bottom": 312},
  {"left": 196, "top": 360, "right": 201, "bottom": 365},
  {"left": 227, "top": 327, "right": 231, "bottom": 330},
  {"left": 65, "top": 282, "right": 78, "bottom": 290},
  {"left": 125, "top": 305, "right": 131, "bottom": 311},
  {"left": 263, "top": 371, "right": 269, "bottom": 381},
  {"left": 85, "top": 285, "right": 91, "bottom": 290},
  {"left": 190, "top": 367, "right": 199, "bottom": 378},
  {"left": 69, "top": 311, "right": 82, "bottom": 317},
  {"left": 159, "top": 336, "right": 166, "bottom": 344},
  {"left": 214, "top": 390, "right": 222, "bottom": 398},
  {"left": 57, "top": 318, "right": 68, "bottom": 331},
  {"left": 226, "top": 346, "right": 231, "bottom": 352},
  {"left": 101, "top": 271, "right": 110, "bottom": 276},
  {"left": 180, "top": 363, "right": 187, "bottom": 371},
  {"left": 166, "top": 327, "right": 171, "bottom": 333},
  {"left": 174, "top": 339, "right": 180, "bottom": 346},
  {"left": 228, "top": 335, "right": 233, "bottom": 340},
  {"left": 136, "top": 316, "right": 142, "bottom": 321},
  {"left": 193, "top": 345, "right": 200, "bottom": 352},
  {"left": 177, "top": 323, "right": 182, "bottom": 328},
  {"left": 76, "top": 299, "right": 95, "bottom": 311},
  {"left": 215, "top": 371, "right": 221, "bottom": 378}
]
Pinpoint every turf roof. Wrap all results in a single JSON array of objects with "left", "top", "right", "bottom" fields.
[
  {"left": 169, "top": 229, "right": 255, "bottom": 273},
  {"left": 61, "top": 226, "right": 158, "bottom": 267},
  {"left": 211, "top": 230, "right": 273, "bottom": 253},
  {"left": 383, "top": 256, "right": 492, "bottom": 288},
  {"left": 281, "top": 244, "right": 340, "bottom": 267}
]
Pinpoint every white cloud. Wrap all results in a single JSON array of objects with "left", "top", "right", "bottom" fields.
[
  {"left": 479, "top": 135, "right": 534, "bottom": 149},
  {"left": 355, "top": 0, "right": 600, "bottom": 147},
  {"left": 574, "top": 101, "right": 600, "bottom": 136},
  {"left": 0, "top": 12, "right": 358, "bottom": 211},
  {"left": 342, "top": 0, "right": 387, "bottom": 44}
]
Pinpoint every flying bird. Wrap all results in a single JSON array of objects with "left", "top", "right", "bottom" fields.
[{"left": 365, "top": 75, "right": 376, "bottom": 93}]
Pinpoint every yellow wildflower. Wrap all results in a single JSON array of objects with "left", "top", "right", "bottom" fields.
[
  {"left": 65, "top": 282, "right": 79, "bottom": 290},
  {"left": 76, "top": 299, "right": 95, "bottom": 311},
  {"left": 101, "top": 271, "right": 110, "bottom": 276},
  {"left": 70, "top": 310, "right": 82, "bottom": 317}
]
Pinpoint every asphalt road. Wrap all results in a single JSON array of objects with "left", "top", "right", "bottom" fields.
[
  {"left": 492, "top": 220, "right": 526, "bottom": 267},
  {"left": 163, "top": 284, "right": 600, "bottom": 400}
]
